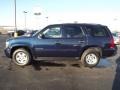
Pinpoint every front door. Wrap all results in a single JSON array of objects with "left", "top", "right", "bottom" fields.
[{"left": 34, "top": 25, "right": 64, "bottom": 57}]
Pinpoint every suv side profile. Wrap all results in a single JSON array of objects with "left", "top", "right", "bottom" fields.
[{"left": 4, "top": 23, "right": 117, "bottom": 67}]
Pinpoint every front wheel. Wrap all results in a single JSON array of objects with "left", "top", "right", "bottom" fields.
[
  {"left": 81, "top": 49, "right": 100, "bottom": 67},
  {"left": 12, "top": 48, "right": 31, "bottom": 66}
]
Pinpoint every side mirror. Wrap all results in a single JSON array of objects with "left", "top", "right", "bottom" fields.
[{"left": 38, "top": 34, "right": 45, "bottom": 39}]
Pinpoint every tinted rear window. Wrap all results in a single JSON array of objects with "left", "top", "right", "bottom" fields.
[
  {"left": 62, "top": 26, "right": 84, "bottom": 38},
  {"left": 85, "top": 25, "right": 108, "bottom": 37}
]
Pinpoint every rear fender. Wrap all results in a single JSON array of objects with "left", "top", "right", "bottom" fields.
[{"left": 80, "top": 46, "right": 102, "bottom": 58}]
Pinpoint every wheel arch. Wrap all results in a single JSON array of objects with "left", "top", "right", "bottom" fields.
[
  {"left": 79, "top": 46, "right": 102, "bottom": 59},
  {"left": 10, "top": 45, "right": 33, "bottom": 59}
]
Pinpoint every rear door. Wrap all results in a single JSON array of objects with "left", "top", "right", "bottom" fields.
[{"left": 59, "top": 25, "right": 87, "bottom": 57}]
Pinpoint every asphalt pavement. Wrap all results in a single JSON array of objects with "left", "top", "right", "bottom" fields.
[{"left": 0, "top": 35, "right": 120, "bottom": 90}]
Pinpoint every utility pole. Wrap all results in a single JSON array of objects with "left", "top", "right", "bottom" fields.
[{"left": 14, "top": 0, "right": 18, "bottom": 37}]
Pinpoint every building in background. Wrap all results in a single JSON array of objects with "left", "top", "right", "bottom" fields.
[{"left": 0, "top": 26, "right": 14, "bottom": 34}]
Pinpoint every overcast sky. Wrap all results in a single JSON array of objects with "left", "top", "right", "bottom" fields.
[{"left": 0, "top": 0, "right": 120, "bottom": 31}]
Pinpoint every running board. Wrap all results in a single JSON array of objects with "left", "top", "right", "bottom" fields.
[{"left": 35, "top": 57, "right": 79, "bottom": 61}]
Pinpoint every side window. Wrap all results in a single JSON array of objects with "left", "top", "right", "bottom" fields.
[
  {"left": 43, "top": 26, "right": 62, "bottom": 38},
  {"left": 85, "top": 26, "right": 107, "bottom": 37},
  {"left": 63, "top": 26, "right": 83, "bottom": 38}
]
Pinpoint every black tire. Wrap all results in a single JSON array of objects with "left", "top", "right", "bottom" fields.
[
  {"left": 12, "top": 48, "right": 31, "bottom": 66},
  {"left": 81, "top": 48, "right": 100, "bottom": 68}
]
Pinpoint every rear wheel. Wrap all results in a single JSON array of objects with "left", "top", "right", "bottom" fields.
[
  {"left": 81, "top": 48, "right": 100, "bottom": 67},
  {"left": 12, "top": 48, "right": 31, "bottom": 66}
]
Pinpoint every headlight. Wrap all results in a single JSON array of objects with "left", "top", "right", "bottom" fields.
[{"left": 6, "top": 41, "right": 9, "bottom": 48}]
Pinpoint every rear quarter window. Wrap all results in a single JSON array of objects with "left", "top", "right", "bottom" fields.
[{"left": 85, "top": 25, "right": 109, "bottom": 37}]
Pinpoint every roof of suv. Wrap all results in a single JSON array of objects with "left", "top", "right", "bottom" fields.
[{"left": 48, "top": 23, "right": 106, "bottom": 27}]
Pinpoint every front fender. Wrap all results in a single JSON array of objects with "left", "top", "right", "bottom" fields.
[{"left": 9, "top": 43, "right": 34, "bottom": 58}]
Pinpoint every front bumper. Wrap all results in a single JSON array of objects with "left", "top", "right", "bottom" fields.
[{"left": 4, "top": 48, "right": 11, "bottom": 58}]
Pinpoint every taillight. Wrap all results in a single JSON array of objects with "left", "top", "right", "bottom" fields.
[{"left": 110, "top": 37, "right": 115, "bottom": 48}]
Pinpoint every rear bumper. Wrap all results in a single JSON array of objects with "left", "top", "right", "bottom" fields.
[{"left": 102, "top": 46, "right": 117, "bottom": 57}]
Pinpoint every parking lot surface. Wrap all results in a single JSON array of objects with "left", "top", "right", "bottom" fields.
[{"left": 0, "top": 35, "right": 120, "bottom": 90}]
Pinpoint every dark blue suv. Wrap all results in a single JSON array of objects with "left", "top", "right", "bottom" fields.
[{"left": 4, "top": 23, "right": 117, "bottom": 67}]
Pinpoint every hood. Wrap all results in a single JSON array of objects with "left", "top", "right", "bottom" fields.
[{"left": 7, "top": 35, "right": 32, "bottom": 42}]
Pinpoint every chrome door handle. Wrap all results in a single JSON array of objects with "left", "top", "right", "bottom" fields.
[
  {"left": 55, "top": 42, "right": 62, "bottom": 45},
  {"left": 78, "top": 41, "right": 85, "bottom": 43},
  {"left": 73, "top": 44, "right": 79, "bottom": 47}
]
